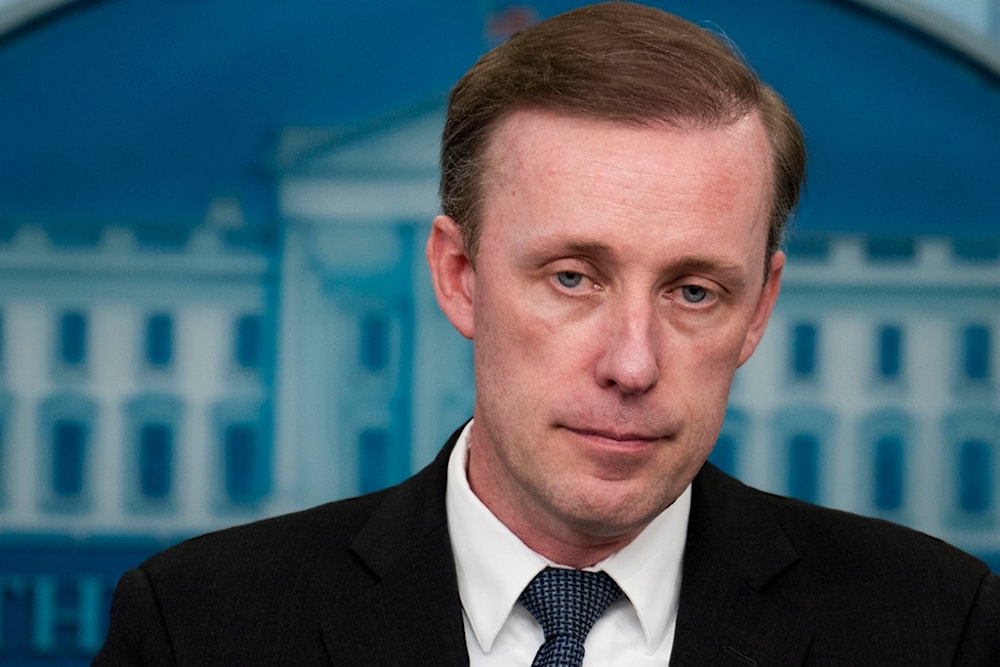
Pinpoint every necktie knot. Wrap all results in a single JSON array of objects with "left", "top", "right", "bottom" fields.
[{"left": 519, "top": 567, "right": 623, "bottom": 667}]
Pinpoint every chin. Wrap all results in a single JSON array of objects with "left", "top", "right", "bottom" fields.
[{"left": 561, "top": 483, "right": 669, "bottom": 537}]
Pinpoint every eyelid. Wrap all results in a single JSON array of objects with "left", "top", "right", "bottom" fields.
[{"left": 549, "top": 257, "right": 599, "bottom": 278}]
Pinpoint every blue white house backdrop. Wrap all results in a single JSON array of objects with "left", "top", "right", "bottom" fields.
[{"left": 0, "top": 0, "right": 997, "bottom": 664}]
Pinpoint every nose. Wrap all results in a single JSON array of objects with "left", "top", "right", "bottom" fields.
[{"left": 594, "top": 296, "right": 661, "bottom": 395}]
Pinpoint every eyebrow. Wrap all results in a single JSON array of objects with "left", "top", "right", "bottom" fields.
[
  {"left": 548, "top": 239, "right": 615, "bottom": 262},
  {"left": 671, "top": 256, "right": 749, "bottom": 285}
]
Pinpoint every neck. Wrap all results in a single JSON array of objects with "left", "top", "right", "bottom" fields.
[{"left": 466, "top": 450, "right": 641, "bottom": 569}]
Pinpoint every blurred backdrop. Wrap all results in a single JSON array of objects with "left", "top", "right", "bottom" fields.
[{"left": 0, "top": 0, "right": 998, "bottom": 664}]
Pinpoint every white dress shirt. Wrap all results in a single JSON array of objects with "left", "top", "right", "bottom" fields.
[{"left": 446, "top": 421, "right": 690, "bottom": 665}]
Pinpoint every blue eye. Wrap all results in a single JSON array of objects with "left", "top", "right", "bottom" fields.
[
  {"left": 556, "top": 272, "right": 584, "bottom": 288},
  {"left": 681, "top": 285, "right": 708, "bottom": 303}
]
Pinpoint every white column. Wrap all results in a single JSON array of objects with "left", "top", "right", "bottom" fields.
[
  {"left": 5, "top": 303, "right": 48, "bottom": 528},
  {"left": 89, "top": 303, "right": 135, "bottom": 529}
]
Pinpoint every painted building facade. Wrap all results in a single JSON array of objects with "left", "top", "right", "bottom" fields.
[
  {"left": 0, "top": 218, "right": 276, "bottom": 539},
  {"left": 724, "top": 233, "right": 999, "bottom": 556}
]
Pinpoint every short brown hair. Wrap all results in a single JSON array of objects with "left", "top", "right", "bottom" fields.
[{"left": 440, "top": 1, "right": 805, "bottom": 267}]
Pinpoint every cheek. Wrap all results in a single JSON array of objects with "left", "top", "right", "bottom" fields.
[
  {"left": 472, "top": 288, "right": 554, "bottom": 397},
  {"left": 666, "top": 319, "right": 747, "bottom": 376},
  {"left": 477, "top": 281, "right": 586, "bottom": 359},
  {"left": 660, "top": 332, "right": 743, "bottom": 433}
]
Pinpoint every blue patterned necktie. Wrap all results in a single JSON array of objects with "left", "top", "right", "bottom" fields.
[{"left": 519, "top": 567, "right": 623, "bottom": 667}]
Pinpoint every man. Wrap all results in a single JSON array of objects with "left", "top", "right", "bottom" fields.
[{"left": 96, "top": 3, "right": 999, "bottom": 665}]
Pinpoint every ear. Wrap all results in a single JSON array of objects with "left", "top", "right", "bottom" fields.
[
  {"left": 737, "top": 250, "right": 784, "bottom": 367},
  {"left": 426, "top": 215, "right": 475, "bottom": 339}
]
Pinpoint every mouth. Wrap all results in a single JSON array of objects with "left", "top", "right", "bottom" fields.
[
  {"left": 563, "top": 426, "right": 664, "bottom": 448},
  {"left": 558, "top": 425, "right": 668, "bottom": 480}
]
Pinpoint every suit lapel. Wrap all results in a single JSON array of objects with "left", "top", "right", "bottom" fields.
[
  {"left": 670, "top": 464, "right": 813, "bottom": 666},
  {"left": 321, "top": 432, "right": 469, "bottom": 665}
]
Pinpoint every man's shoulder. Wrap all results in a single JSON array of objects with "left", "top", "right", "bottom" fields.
[
  {"left": 96, "top": 446, "right": 460, "bottom": 664},
  {"left": 760, "top": 485, "right": 985, "bottom": 577},
  {"left": 683, "top": 465, "right": 999, "bottom": 663},
  {"left": 696, "top": 464, "right": 991, "bottom": 592},
  {"left": 144, "top": 438, "right": 455, "bottom": 581},
  {"left": 141, "top": 490, "right": 386, "bottom": 586}
]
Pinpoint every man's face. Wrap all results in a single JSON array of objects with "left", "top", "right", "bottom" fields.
[{"left": 428, "top": 109, "right": 783, "bottom": 563}]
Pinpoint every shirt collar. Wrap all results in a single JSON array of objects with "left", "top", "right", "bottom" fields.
[
  {"left": 601, "top": 480, "right": 690, "bottom": 651},
  {"left": 446, "top": 422, "right": 548, "bottom": 652},
  {"left": 446, "top": 421, "right": 691, "bottom": 653}
]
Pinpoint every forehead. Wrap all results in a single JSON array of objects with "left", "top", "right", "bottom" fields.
[
  {"left": 480, "top": 109, "right": 774, "bottom": 252},
  {"left": 487, "top": 107, "right": 771, "bottom": 176}
]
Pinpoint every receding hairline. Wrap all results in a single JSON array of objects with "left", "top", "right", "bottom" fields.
[{"left": 439, "top": 2, "right": 806, "bottom": 271}]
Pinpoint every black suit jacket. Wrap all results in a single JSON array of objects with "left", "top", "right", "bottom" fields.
[{"left": 96, "top": 428, "right": 1000, "bottom": 665}]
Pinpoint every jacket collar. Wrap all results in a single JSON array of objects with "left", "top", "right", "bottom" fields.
[
  {"left": 320, "top": 429, "right": 470, "bottom": 665},
  {"left": 670, "top": 463, "right": 813, "bottom": 666}
]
